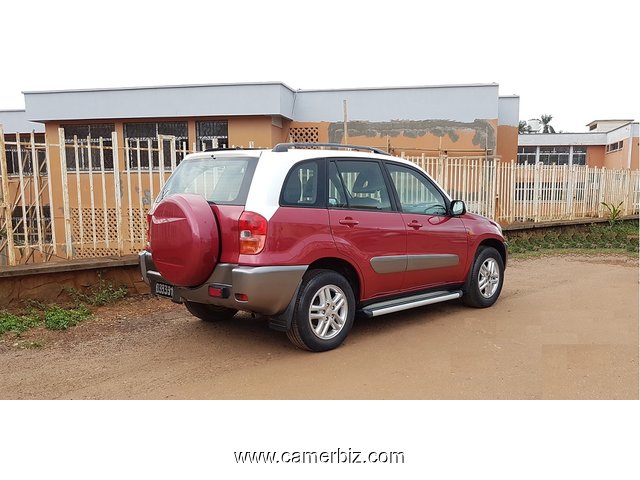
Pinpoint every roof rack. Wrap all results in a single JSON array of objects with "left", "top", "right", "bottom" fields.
[
  {"left": 204, "top": 147, "right": 262, "bottom": 152},
  {"left": 272, "top": 143, "right": 390, "bottom": 155}
]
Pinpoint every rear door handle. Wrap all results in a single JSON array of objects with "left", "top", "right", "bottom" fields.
[
  {"left": 339, "top": 217, "right": 360, "bottom": 227},
  {"left": 407, "top": 220, "right": 423, "bottom": 229}
]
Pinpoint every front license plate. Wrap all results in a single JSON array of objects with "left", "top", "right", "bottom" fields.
[{"left": 155, "top": 282, "right": 174, "bottom": 298}]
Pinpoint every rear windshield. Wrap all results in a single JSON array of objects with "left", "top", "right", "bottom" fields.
[{"left": 158, "top": 155, "right": 257, "bottom": 205}]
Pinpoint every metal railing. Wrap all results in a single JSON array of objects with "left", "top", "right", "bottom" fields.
[{"left": 1, "top": 128, "right": 639, "bottom": 266}]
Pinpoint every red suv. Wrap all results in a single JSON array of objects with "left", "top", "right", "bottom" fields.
[{"left": 139, "top": 143, "right": 507, "bottom": 351}]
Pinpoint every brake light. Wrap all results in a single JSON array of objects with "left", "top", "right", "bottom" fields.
[
  {"left": 146, "top": 213, "right": 152, "bottom": 251},
  {"left": 239, "top": 211, "right": 267, "bottom": 254}
]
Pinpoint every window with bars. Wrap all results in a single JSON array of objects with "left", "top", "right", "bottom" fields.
[
  {"left": 572, "top": 146, "right": 586, "bottom": 165},
  {"left": 124, "top": 122, "right": 188, "bottom": 169},
  {"left": 196, "top": 120, "right": 228, "bottom": 150},
  {"left": 606, "top": 140, "right": 623, "bottom": 153},
  {"left": 539, "top": 146, "right": 570, "bottom": 165},
  {"left": 63, "top": 124, "right": 115, "bottom": 171},
  {"left": 3, "top": 133, "right": 48, "bottom": 176},
  {"left": 517, "top": 146, "right": 536, "bottom": 164},
  {"left": 518, "top": 146, "right": 587, "bottom": 166},
  {"left": 10, "top": 205, "right": 52, "bottom": 245}
]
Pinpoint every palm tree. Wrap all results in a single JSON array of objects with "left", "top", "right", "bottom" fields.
[
  {"left": 540, "top": 114, "right": 556, "bottom": 133},
  {"left": 518, "top": 120, "right": 531, "bottom": 134}
]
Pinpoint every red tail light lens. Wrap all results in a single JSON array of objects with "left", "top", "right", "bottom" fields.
[
  {"left": 239, "top": 211, "right": 267, "bottom": 254},
  {"left": 146, "top": 213, "right": 152, "bottom": 251}
]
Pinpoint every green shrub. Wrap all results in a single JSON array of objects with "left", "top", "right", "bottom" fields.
[
  {"left": 44, "top": 305, "right": 91, "bottom": 331},
  {"left": 0, "top": 311, "right": 41, "bottom": 336}
]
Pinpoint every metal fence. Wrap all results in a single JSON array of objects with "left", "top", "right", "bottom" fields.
[
  {"left": 1, "top": 128, "right": 639, "bottom": 266},
  {"left": 406, "top": 154, "right": 640, "bottom": 224}
]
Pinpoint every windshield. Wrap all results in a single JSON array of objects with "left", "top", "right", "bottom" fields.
[{"left": 159, "top": 155, "right": 258, "bottom": 205}]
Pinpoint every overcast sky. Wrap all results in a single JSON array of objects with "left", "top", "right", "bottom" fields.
[{"left": 1, "top": 0, "right": 637, "bottom": 133}]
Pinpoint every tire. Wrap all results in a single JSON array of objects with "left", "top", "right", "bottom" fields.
[
  {"left": 462, "top": 246, "right": 504, "bottom": 308},
  {"left": 286, "top": 269, "right": 356, "bottom": 352},
  {"left": 184, "top": 301, "right": 237, "bottom": 321}
]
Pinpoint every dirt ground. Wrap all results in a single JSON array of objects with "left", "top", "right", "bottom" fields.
[{"left": 1, "top": 254, "right": 638, "bottom": 400}]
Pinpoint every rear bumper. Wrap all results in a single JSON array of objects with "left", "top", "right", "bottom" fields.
[{"left": 139, "top": 251, "right": 306, "bottom": 316}]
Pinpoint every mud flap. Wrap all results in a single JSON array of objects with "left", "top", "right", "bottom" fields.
[{"left": 268, "top": 284, "right": 301, "bottom": 332}]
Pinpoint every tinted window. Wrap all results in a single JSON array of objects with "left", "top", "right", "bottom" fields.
[
  {"left": 281, "top": 161, "right": 320, "bottom": 207},
  {"left": 387, "top": 163, "right": 447, "bottom": 216},
  {"left": 330, "top": 160, "right": 392, "bottom": 211},
  {"left": 159, "top": 156, "right": 257, "bottom": 205}
]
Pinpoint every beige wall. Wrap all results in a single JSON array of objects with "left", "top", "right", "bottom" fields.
[
  {"left": 497, "top": 125, "right": 518, "bottom": 162},
  {"left": 228, "top": 116, "right": 273, "bottom": 148},
  {"left": 587, "top": 145, "right": 605, "bottom": 167},
  {"left": 603, "top": 137, "right": 640, "bottom": 170},
  {"left": 289, "top": 119, "right": 503, "bottom": 158}
]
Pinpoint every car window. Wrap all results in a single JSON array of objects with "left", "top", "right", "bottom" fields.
[
  {"left": 281, "top": 160, "right": 320, "bottom": 206},
  {"left": 330, "top": 160, "right": 392, "bottom": 211},
  {"left": 387, "top": 163, "right": 447, "bottom": 216},
  {"left": 159, "top": 156, "right": 256, "bottom": 205}
]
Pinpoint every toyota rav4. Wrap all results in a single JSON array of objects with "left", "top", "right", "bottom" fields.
[{"left": 139, "top": 143, "right": 507, "bottom": 351}]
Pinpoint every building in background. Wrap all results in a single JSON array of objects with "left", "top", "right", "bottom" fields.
[
  {"left": 518, "top": 119, "right": 639, "bottom": 170},
  {"left": 2, "top": 81, "right": 519, "bottom": 161}
]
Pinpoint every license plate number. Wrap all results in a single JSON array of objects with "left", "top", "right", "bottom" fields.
[{"left": 155, "top": 282, "right": 174, "bottom": 298}]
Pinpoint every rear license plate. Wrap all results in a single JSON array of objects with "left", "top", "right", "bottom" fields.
[{"left": 155, "top": 282, "right": 174, "bottom": 298}]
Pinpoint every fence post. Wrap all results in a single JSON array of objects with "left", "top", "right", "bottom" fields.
[
  {"left": 0, "top": 125, "right": 17, "bottom": 265},
  {"left": 623, "top": 169, "right": 632, "bottom": 216},
  {"left": 30, "top": 132, "right": 44, "bottom": 254},
  {"left": 44, "top": 131, "right": 58, "bottom": 257},
  {"left": 16, "top": 132, "right": 31, "bottom": 255},
  {"left": 533, "top": 162, "right": 541, "bottom": 222},
  {"left": 598, "top": 167, "right": 606, "bottom": 217},
  {"left": 58, "top": 128, "right": 73, "bottom": 258},
  {"left": 112, "top": 132, "right": 124, "bottom": 256},
  {"left": 567, "top": 164, "right": 575, "bottom": 220}
]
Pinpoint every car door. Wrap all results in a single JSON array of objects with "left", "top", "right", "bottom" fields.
[
  {"left": 327, "top": 159, "right": 407, "bottom": 300},
  {"left": 385, "top": 162, "right": 468, "bottom": 291}
]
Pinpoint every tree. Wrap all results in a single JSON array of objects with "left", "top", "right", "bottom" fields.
[
  {"left": 518, "top": 120, "right": 531, "bottom": 134},
  {"left": 540, "top": 114, "right": 556, "bottom": 133}
]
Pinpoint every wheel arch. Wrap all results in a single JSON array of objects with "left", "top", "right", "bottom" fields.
[
  {"left": 307, "top": 257, "right": 362, "bottom": 303},
  {"left": 477, "top": 237, "right": 507, "bottom": 269}
]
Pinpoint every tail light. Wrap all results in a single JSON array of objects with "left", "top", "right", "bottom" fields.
[
  {"left": 239, "top": 211, "right": 267, "bottom": 254},
  {"left": 146, "top": 213, "right": 152, "bottom": 251}
]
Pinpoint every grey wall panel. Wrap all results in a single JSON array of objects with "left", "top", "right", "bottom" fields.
[
  {"left": 24, "top": 83, "right": 296, "bottom": 121},
  {"left": 0, "top": 110, "right": 45, "bottom": 133},
  {"left": 498, "top": 96, "right": 520, "bottom": 126},
  {"left": 293, "top": 84, "right": 499, "bottom": 122}
]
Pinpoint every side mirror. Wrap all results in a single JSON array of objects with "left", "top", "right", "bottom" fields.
[{"left": 450, "top": 200, "right": 466, "bottom": 216}]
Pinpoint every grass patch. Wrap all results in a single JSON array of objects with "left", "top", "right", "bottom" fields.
[
  {"left": 1, "top": 304, "right": 92, "bottom": 336},
  {"left": 0, "top": 311, "right": 41, "bottom": 336},
  {"left": 43, "top": 305, "right": 91, "bottom": 331},
  {"left": 1, "top": 275, "right": 127, "bottom": 339},
  {"left": 506, "top": 220, "right": 639, "bottom": 257}
]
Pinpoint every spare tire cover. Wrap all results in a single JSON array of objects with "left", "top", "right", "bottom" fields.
[{"left": 150, "top": 193, "right": 219, "bottom": 287}]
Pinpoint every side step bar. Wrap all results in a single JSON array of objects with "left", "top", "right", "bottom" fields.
[{"left": 361, "top": 290, "right": 463, "bottom": 318}]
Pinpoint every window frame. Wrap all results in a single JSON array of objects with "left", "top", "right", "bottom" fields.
[
  {"left": 383, "top": 160, "right": 451, "bottom": 217},
  {"left": 327, "top": 158, "right": 396, "bottom": 212},
  {"left": 279, "top": 159, "right": 326, "bottom": 208},
  {"left": 62, "top": 123, "right": 115, "bottom": 172},
  {"left": 124, "top": 121, "right": 188, "bottom": 170}
]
